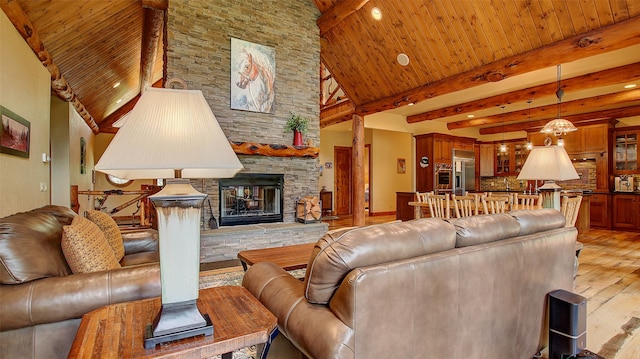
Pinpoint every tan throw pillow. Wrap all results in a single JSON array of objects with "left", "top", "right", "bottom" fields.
[
  {"left": 62, "top": 216, "right": 120, "bottom": 273},
  {"left": 86, "top": 210, "right": 125, "bottom": 260}
]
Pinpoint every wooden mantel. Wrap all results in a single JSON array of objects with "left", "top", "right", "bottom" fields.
[{"left": 230, "top": 141, "right": 319, "bottom": 158}]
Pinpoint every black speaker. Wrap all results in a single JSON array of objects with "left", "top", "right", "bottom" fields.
[{"left": 549, "top": 289, "right": 587, "bottom": 359}]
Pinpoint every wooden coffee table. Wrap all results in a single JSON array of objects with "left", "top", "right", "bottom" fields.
[
  {"left": 237, "top": 242, "right": 315, "bottom": 271},
  {"left": 68, "top": 286, "right": 277, "bottom": 359}
]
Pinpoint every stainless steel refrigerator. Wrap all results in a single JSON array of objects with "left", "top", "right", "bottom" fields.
[{"left": 453, "top": 149, "right": 476, "bottom": 196}]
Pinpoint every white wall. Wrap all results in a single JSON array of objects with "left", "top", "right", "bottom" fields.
[{"left": 0, "top": 10, "right": 51, "bottom": 217}]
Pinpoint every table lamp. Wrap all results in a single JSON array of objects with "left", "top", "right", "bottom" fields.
[
  {"left": 517, "top": 145, "right": 578, "bottom": 211},
  {"left": 95, "top": 79, "right": 243, "bottom": 348}
]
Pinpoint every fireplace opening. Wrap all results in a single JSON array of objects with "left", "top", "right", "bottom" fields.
[{"left": 219, "top": 173, "right": 284, "bottom": 226}]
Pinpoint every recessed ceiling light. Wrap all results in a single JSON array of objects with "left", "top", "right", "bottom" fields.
[
  {"left": 408, "top": 102, "right": 414, "bottom": 106},
  {"left": 113, "top": 82, "right": 121, "bottom": 88},
  {"left": 371, "top": 7, "right": 382, "bottom": 20},
  {"left": 116, "top": 98, "right": 122, "bottom": 104},
  {"left": 397, "top": 53, "right": 409, "bottom": 66},
  {"left": 467, "top": 114, "right": 475, "bottom": 118},
  {"left": 624, "top": 84, "right": 637, "bottom": 89}
]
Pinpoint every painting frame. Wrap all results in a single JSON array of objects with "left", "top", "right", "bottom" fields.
[
  {"left": 230, "top": 38, "right": 276, "bottom": 114},
  {"left": 397, "top": 158, "right": 406, "bottom": 174},
  {"left": 1, "top": 106, "right": 30, "bottom": 158}
]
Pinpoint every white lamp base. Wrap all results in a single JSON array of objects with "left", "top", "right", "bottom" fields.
[
  {"left": 539, "top": 180, "right": 562, "bottom": 211},
  {"left": 144, "top": 179, "right": 212, "bottom": 348}
]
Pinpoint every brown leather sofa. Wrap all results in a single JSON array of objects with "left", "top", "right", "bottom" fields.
[
  {"left": 243, "top": 209, "right": 577, "bottom": 359},
  {"left": 0, "top": 205, "right": 161, "bottom": 359}
]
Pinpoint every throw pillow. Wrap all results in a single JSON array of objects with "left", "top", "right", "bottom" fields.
[
  {"left": 62, "top": 216, "right": 120, "bottom": 273},
  {"left": 86, "top": 210, "right": 125, "bottom": 260}
]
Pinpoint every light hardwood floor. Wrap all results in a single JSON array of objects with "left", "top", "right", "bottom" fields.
[{"left": 323, "top": 215, "right": 640, "bottom": 358}]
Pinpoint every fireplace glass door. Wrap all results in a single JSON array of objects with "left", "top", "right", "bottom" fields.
[{"left": 219, "top": 174, "right": 284, "bottom": 226}]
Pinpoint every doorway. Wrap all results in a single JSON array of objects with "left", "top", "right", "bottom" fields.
[{"left": 334, "top": 144, "right": 372, "bottom": 216}]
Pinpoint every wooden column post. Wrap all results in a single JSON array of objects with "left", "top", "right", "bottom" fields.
[{"left": 352, "top": 114, "right": 365, "bottom": 226}]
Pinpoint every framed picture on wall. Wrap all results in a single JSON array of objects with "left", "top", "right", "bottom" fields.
[
  {"left": 1, "top": 106, "right": 30, "bottom": 158},
  {"left": 397, "top": 158, "right": 406, "bottom": 174},
  {"left": 230, "top": 38, "right": 276, "bottom": 114}
]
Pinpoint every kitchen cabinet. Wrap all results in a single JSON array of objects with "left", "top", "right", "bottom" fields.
[
  {"left": 396, "top": 192, "right": 416, "bottom": 221},
  {"left": 494, "top": 140, "right": 528, "bottom": 176},
  {"left": 613, "top": 130, "right": 638, "bottom": 174},
  {"left": 415, "top": 134, "right": 475, "bottom": 192},
  {"left": 612, "top": 194, "right": 639, "bottom": 230},
  {"left": 528, "top": 123, "right": 610, "bottom": 154},
  {"left": 589, "top": 193, "right": 609, "bottom": 228},
  {"left": 480, "top": 144, "right": 494, "bottom": 176}
]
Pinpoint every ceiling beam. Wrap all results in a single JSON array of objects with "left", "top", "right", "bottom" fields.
[
  {"left": 407, "top": 62, "right": 640, "bottom": 124},
  {"left": 317, "top": 0, "right": 369, "bottom": 36},
  {"left": 356, "top": 16, "right": 640, "bottom": 117},
  {"left": 0, "top": 0, "right": 99, "bottom": 134},
  {"left": 478, "top": 106, "right": 640, "bottom": 135},
  {"left": 140, "top": 7, "right": 164, "bottom": 94},
  {"left": 448, "top": 89, "right": 640, "bottom": 130},
  {"left": 142, "top": 0, "right": 168, "bottom": 11}
]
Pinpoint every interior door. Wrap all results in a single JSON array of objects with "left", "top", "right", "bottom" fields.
[{"left": 334, "top": 146, "right": 352, "bottom": 215}]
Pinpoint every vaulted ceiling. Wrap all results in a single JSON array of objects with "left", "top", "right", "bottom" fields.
[{"left": 2, "top": 0, "right": 640, "bottom": 138}]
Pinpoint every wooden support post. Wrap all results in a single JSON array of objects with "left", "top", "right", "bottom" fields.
[{"left": 352, "top": 114, "right": 365, "bottom": 227}]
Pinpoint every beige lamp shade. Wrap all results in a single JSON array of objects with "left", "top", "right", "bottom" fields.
[
  {"left": 95, "top": 87, "right": 243, "bottom": 179},
  {"left": 517, "top": 145, "right": 579, "bottom": 181}
]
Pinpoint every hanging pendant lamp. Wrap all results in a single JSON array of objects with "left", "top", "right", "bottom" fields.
[{"left": 540, "top": 65, "right": 577, "bottom": 136}]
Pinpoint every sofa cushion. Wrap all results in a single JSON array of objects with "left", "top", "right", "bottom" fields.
[
  {"left": 510, "top": 209, "right": 566, "bottom": 235},
  {"left": 61, "top": 216, "right": 121, "bottom": 273},
  {"left": 304, "top": 218, "right": 456, "bottom": 304},
  {"left": 0, "top": 212, "right": 72, "bottom": 284},
  {"left": 86, "top": 210, "right": 125, "bottom": 260},
  {"left": 449, "top": 213, "right": 520, "bottom": 248}
]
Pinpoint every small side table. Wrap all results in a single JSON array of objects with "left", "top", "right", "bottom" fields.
[
  {"left": 68, "top": 286, "right": 277, "bottom": 359},
  {"left": 320, "top": 190, "right": 332, "bottom": 217}
]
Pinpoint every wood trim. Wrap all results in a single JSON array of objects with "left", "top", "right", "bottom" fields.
[
  {"left": 407, "top": 62, "right": 640, "bottom": 124},
  {"left": 356, "top": 16, "right": 640, "bottom": 116},
  {"left": 0, "top": 0, "right": 99, "bottom": 134},
  {"left": 230, "top": 141, "right": 319, "bottom": 158},
  {"left": 317, "top": 0, "right": 369, "bottom": 36},
  {"left": 479, "top": 106, "right": 640, "bottom": 134},
  {"left": 449, "top": 89, "right": 640, "bottom": 130},
  {"left": 320, "top": 100, "right": 356, "bottom": 128}
]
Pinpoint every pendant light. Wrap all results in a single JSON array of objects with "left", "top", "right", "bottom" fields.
[
  {"left": 526, "top": 100, "right": 533, "bottom": 150},
  {"left": 540, "top": 64, "right": 577, "bottom": 136},
  {"left": 500, "top": 105, "right": 507, "bottom": 152}
]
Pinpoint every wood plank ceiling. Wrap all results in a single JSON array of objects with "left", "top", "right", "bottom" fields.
[
  {"left": 315, "top": 0, "right": 640, "bottom": 134},
  {"left": 2, "top": 0, "right": 640, "bottom": 136}
]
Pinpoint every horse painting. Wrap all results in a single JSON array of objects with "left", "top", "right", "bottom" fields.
[{"left": 231, "top": 39, "right": 275, "bottom": 113}]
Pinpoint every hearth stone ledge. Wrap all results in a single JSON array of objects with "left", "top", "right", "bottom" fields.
[{"left": 199, "top": 221, "right": 329, "bottom": 263}]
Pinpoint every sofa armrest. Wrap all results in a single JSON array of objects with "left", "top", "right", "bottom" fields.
[
  {"left": 0, "top": 263, "right": 160, "bottom": 331},
  {"left": 121, "top": 229, "right": 158, "bottom": 254},
  {"left": 243, "top": 262, "right": 354, "bottom": 359}
]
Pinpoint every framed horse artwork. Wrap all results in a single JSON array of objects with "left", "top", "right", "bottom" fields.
[{"left": 230, "top": 38, "right": 276, "bottom": 114}]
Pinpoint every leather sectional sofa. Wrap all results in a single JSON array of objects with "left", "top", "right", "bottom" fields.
[
  {"left": 0, "top": 205, "right": 161, "bottom": 359},
  {"left": 243, "top": 209, "right": 577, "bottom": 359}
]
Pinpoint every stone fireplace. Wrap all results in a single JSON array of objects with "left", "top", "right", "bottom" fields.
[{"left": 219, "top": 173, "right": 284, "bottom": 226}]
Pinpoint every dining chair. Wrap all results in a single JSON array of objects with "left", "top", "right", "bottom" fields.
[
  {"left": 481, "top": 195, "right": 509, "bottom": 214},
  {"left": 561, "top": 195, "right": 583, "bottom": 227},
  {"left": 512, "top": 193, "right": 543, "bottom": 210},
  {"left": 413, "top": 191, "right": 432, "bottom": 219},
  {"left": 427, "top": 193, "right": 450, "bottom": 219},
  {"left": 452, "top": 194, "right": 480, "bottom": 218}
]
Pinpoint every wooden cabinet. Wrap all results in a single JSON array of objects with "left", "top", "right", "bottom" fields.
[
  {"left": 612, "top": 194, "right": 639, "bottom": 230},
  {"left": 613, "top": 129, "right": 638, "bottom": 174},
  {"left": 320, "top": 190, "right": 333, "bottom": 216},
  {"left": 589, "top": 193, "right": 609, "bottom": 228},
  {"left": 479, "top": 144, "right": 494, "bottom": 177},
  {"left": 415, "top": 134, "right": 475, "bottom": 192},
  {"left": 528, "top": 123, "right": 609, "bottom": 154},
  {"left": 493, "top": 140, "right": 528, "bottom": 176},
  {"left": 396, "top": 192, "right": 416, "bottom": 221}
]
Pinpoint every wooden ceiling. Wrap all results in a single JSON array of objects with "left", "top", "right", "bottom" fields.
[
  {"left": 2, "top": 0, "right": 640, "bottom": 136},
  {"left": 315, "top": 0, "right": 640, "bottom": 134}
]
